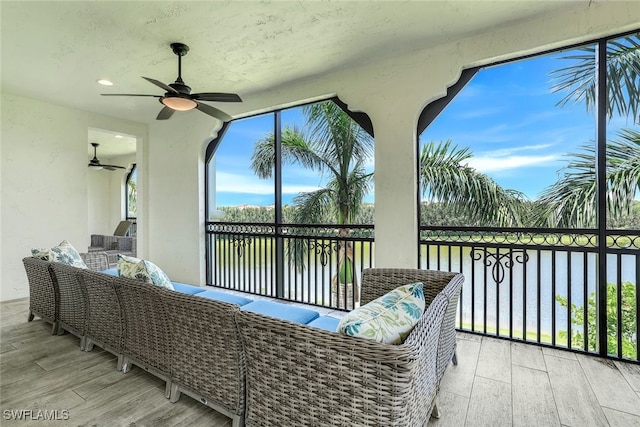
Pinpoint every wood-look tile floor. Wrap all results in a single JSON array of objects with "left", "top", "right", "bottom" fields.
[{"left": 2, "top": 298, "right": 639, "bottom": 426}]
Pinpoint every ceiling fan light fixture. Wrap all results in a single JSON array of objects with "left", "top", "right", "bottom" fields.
[
  {"left": 97, "top": 79, "right": 114, "bottom": 86},
  {"left": 161, "top": 96, "right": 197, "bottom": 111}
]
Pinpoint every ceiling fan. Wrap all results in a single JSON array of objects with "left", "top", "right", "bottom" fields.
[
  {"left": 101, "top": 42, "right": 242, "bottom": 121},
  {"left": 88, "top": 143, "right": 125, "bottom": 171}
]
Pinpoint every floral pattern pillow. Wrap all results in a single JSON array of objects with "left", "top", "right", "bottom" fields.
[
  {"left": 117, "top": 254, "right": 174, "bottom": 291},
  {"left": 31, "top": 240, "right": 87, "bottom": 269},
  {"left": 337, "top": 282, "right": 425, "bottom": 344}
]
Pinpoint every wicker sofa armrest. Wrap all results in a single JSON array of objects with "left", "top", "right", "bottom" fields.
[
  {"left": 22, "top": 257, "right": 58, "bottom": 332},
  {"left": 235, "top": 297, "right": 447, "bottom": 426},
  {"left": 359, "top": 268, "right": 464, "bottom": 388}
]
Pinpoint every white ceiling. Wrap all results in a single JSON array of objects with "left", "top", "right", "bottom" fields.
[
  {"left": 1, "top": 0, "right": 595, "bottom": 157},
  {"left": 87, "top": 128, "right": 136, "bottom": 159}
]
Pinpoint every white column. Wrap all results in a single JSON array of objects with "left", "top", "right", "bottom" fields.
[{"left": 371, "top": 109, "right": 420, "bottom": 268}]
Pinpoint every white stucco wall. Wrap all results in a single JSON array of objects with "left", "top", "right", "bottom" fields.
[
  {"left": 87, "top": 169, "right": 112, "bottom": 236},
  {"left": 144, "top": 114, "right": 222, "bottom": 286},
  {"left": 1, "top": 94, "right": 90, "bottom": 300},
  {"left": 0, "top": 94, "right": 146, "bottom": 301}
]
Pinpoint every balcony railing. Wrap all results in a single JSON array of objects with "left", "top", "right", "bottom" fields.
[
  {"left": 205, "top": 221, "right": 638, "bottom": 362},
  {"left": 420, "top": 226, "right": 639, "bottom": 362},
  {"left": 206, "top": 222, "right": 374, "bottom": 310}
]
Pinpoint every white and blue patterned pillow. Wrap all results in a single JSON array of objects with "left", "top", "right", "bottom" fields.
[
  {"left": 117, "top": 254, "right": 174, "bottom": 291},
  {"left": 337, "top": 282, "right": 425, "bottom": 344},
  {"left": 31, "top": 240, "right": 87, "bottom": 269}
]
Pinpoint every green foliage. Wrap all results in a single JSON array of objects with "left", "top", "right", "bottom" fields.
[
  {"left": 216, "top": 204, "right": 375, "bottom": 225},
  {"left": 250, "top": 101, "right": 373, "bottom": 226},
  {"left": 419, "top": 140, "right": 528, "bottom": 227},
  {"left": 549, "top": 34, "right": 640, "bottom": 121},
  {"left": 556, "top": 282, "right": 637, "bottom": 358},
  {"left": 537, "top": 130, "right": 640, "bottom": 228},
  {"left": 127, "top": 175, "right": 137, "bottom": 217}
]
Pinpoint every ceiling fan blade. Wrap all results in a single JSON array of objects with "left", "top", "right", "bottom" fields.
[
  {"left": 101, "top": 94, "right": 161, "bottom": 97},
  {"left": 191, "top": 93, "right": 242, "bottom": 102},
  {"left": 195, "top": 102, "right": 232, "bottom": 121},
  {"left": 142, "top": 76, "right": 178, "bottom": 94},
  {"left": 156, "top": 106, "right": 176, "bottom": 120},
  {"left": 103, "top": 165, "right": 126, "bottom": 171}
]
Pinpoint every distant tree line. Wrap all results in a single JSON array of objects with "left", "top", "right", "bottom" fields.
[{"left": 216, "top": 200, "right": 640, "bottom": 229}]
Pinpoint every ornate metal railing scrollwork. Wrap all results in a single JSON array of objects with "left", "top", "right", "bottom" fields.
[
  {"left": 309, "top": 240, "right": 333, "bottom": 266},
  {"left": 470, "top": 248, "right": 529, "bottom": 285},
  {"left": 232, "top": 236, "right": 253, "bottom": 257}
]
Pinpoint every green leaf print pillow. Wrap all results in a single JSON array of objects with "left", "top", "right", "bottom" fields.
[{"left": 337, "top": 282, "right": 425, "bottom": 344}]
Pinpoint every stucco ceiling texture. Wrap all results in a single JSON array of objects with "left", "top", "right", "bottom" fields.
[{"left": 1, "top": 1, "right": 584, "bottom": 126}]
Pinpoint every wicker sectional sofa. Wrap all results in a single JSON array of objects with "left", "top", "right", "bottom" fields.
[{"left": 22, "top": 255, "right": 463, "bottom": 427}]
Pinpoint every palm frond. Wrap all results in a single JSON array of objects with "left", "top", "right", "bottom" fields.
[
  {"left": 538, "top": 129, "right": 640, "bottom": 227},
  {"left": 292, "top": 188, "right": 336, "bottom": 224},
  {"left": 419, "top": 140, "right": 527, "bottom": 226},
  {"left": 549, "top": 34, "right": 640, "bottom": 122},
  {"left": 249, "top": 125, "right": 325, "bottom": 179}
]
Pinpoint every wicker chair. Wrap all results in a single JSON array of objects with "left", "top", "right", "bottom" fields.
[
  {"left": 88, "top": 235, "right": 136, "bottom": 266},
  {"left": 361, "top": 268, "right": 464, "bottom": 384},
  {"left": 23, "top": 257, "right": 59, "bottom": 334},
  {"left": 77, "top": 268, "right": 125, "bottom": 370},
  {"left": 113, "top": 277, "right": 172, "bottom": 398},
  {"left": 235, "top": 268, "right": 461, "bottom": 426},
  {"left": 162, "top": 291, "right": 246, "bottom": 427}
]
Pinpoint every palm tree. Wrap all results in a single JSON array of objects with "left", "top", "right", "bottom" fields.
[
  {"left": 541, "top": 34, "right": 640, "bottom": 227},
  {"left": 251, "top": 101, "right": 373, "bottom": 308},
  {"left": 538, "top": 129, "right": 640, "bottom": 228},
  {"left": 419, "top": 140, "right": 528, "bottom": 227},
  {"left": 549, "top": 34, "right": 640, "bottom": 121}
]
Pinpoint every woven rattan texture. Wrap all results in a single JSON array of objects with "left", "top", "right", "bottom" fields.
[
  {"left": 22, "top": 257, "right": 57, "bottom": 323},
  {"left": 78, "top": 269, "right": 123, "bottom": 354},
  {"left": 435, "top": 272, "right": 464, "bottom": 382},
  {"left": 87, "top": 236, "right": 136, "bottom": 265},
  {"left": 79, "top": 252, "right": 109, "bottom": 271},
  {"left": 361, "top": 268, "right": 456, "bottom": 306},
  {"left": 361, "top": 268, "right": 464, "bottom": 384},
  {"left": 236, "top": 285, "right": 451, "bottom": 426},
  {"left": 114, "top": 278, "right": 171, "bottom": 374},
  {"left": 163, "top": 291, "right": 246, "bottom": 417},
  {"left": 50, "top": 262, "right": 87, "bottom": 336}
]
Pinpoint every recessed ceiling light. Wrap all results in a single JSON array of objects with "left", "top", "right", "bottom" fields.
[
  {"left": 97, "top": 79, "right": 114, "bottom": 86},
  {"left": 114, "top": 134, "right": 124, "bottom": 139}
]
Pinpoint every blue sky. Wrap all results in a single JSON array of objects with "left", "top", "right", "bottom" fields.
[{"left": 212, "top": 43, "right": 635, "bottom": 207}]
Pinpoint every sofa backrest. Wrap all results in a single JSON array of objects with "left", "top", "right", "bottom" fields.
[
  {"left": 361, "top": 268, "right": 457, "bottom": 306},
  {"left": 50, "top": 262, "right": 87, "bottom": 336},
  {"left": 79, "top": 252, "right": 109, "bottom": 271},
  {"left": 77, "top": 268, "right": 123, "bottom": 353},
  {"left": 162, "top": 290, "right": 245, "bottom": 418},
  {"left": 113, "top": 277, "right": 171, "bottom": 375}
]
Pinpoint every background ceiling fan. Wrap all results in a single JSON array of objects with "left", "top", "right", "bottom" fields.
[
  {"left": 88, "top": 143, "right": 125, "bottom": 171},
  {"left": 101, "top": 42, "right": 242, "bottom": 121}
]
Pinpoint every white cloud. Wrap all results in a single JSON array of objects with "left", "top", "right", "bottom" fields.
[
  {"left": 489, "top": 143, "right": 553, "bottom": 157},
  {"left": 466, "top": 154, "right": 559, "bottom": 172}
]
